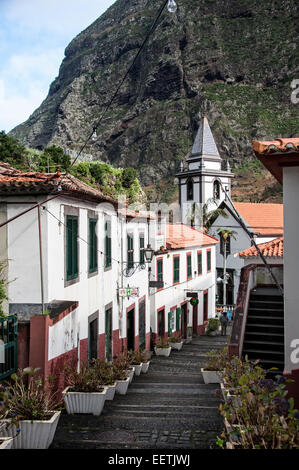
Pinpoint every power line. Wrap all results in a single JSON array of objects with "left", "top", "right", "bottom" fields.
[{"left": 62, "top": 0, "right": 170, "bottom": 175}]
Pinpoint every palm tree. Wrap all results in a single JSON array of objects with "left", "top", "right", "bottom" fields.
[
  {"left": 186, "top": 198, "right": 228, "bottom": 233},
  {"left": 216, "top": 228, "right": 237, "bottom": 305}
]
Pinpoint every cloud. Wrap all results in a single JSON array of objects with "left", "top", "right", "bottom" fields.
[
  {"left": 0, "top": 0, "right": 116, "bottom": 133},
  {"left": 0, "top": 78, "right": 45, "bottom": 133}
]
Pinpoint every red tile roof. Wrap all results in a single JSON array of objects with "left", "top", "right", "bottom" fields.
[
  {"left": 234, "top": 202, "right": 283, "bottom": 236},
  {"left": 252, "top": 138, "right": 299, "bottom": 184},
  {"left": 238, "top": 237, "right": 284, "bottom": 259},
  {"left": 166, "top": 223, "right": 219, "bottom": 250},
  {"left": 0, "top": 162, "right": 116, "bottom": 204}
]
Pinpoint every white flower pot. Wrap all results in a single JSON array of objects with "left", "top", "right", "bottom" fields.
[
  {"left": 141, "top": 361, "right": 150, "bottom": 373},
  {"left": 127, "top": 367, "right": 135, "bottom": 384},
  {"left": 154, "top": 347, "right": 171, "bottom": 357},
  {"left": 0, "top": 411, "right": 61, "bottom": 449},
  {"left": 201, "top": 368, "right": 222, "bottom": 384},
  {"left": 115, "top": 377, "right": 130, "bottom": 395},
  {"left": 171, "top": 341, "right": 183, "bottom": 351},
  {"left": 105, "top": 382, "right": 117, "bottom": 401},
  {"left": 0, "top": 438, "right": 14, "bottom": 449},
  {"left": 62, "top": 387, "right": 107, "bottom": 416},
  {"left": 132, "top": 363, "right": 142, "bottom": 376}
]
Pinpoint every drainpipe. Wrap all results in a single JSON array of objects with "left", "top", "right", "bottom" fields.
[
  {"left": 223, "top": 240, "right": 227, "bottom": 306},
  {"left": 37, "top": 205, "right": 45, "bottom": 315}
]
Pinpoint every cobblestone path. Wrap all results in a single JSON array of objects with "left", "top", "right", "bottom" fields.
[{"left": 51, "top": 334, "right": 227, "bottom": 449}]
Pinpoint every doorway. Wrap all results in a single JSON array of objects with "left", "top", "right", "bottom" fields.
[
  {"left": 203, "top": 291, "right": 208, "bottom": 322},
  {"left": 157, "top": 308, "right": 165, "bottom": 338},
  {"left": 127, "top": 307, "right": 135, "bottom": 351},
  {"left": 88, "top": 314, "right": 98, "bottom": 360},
  {"left": 139, "top": 299, "right": 146, "bottom": 350},
  {"left": 105, "top": 306, "right": 112, "bottom": 361},
  {"left": 192, "top": 304, "right": 198, "bottom": 335},
  {"left": 181, "top": 303, "right": 188, "bottom": 339}
]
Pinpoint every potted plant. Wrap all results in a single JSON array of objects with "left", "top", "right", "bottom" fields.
[
  {"left": 205, "top": 317, "right": 220, "bottom": 336},
  {"left": 62, "top": 363, "right": 107, "bottom": 416},
  {"left": 89, "top": 359, "right": 117, "bottom": 401},
  {"left": 112, "top": 358, "right": 130, "bottom": 395},
  {"left": 0, "top": 368, "right": 60, "bottom": 449},
  {"left": 140, "top": 349, "right": 151, "bottom": 373},
  {"left": 201, "top": 347, "right": 228, "bottom": 384},
  {"left": 128, "top": 350, "right": 143, "bottom": 376},
  {"left": 169, "top": 334, "right": 183, "bottom": 351},
  {"left": 113, "top": 352, "right": 135, "bottom": 384},
  {"left": 154, "top": 337, "right": 171, "bottom": 357}
]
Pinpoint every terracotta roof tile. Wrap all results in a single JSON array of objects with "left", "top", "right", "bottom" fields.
[
  {"left": 0, "top": 161, "right": 116, "bottom": 204},
  {"left": 234, "top": 202, "right": 283, "bottom": 236},
  {"left": 252, "top": 138, "right": 299, "bottom": 185},
  {"left": 166, "top": 223, "right": 219, "bottom": 250},
  {"left": 238, "top": 237, "right": 283, "bottom": 258}
]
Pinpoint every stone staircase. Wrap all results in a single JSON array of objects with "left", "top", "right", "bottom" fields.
[
  {"left": 242, "top": 287, "right": 284, "bottom": 376},
  {"left": 51, "top": 335, "right": 227, "bottom": 449}
]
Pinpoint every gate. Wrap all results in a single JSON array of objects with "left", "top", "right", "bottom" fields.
[{"left": 0, "top": 315, "right": 18, "bottom": 381}]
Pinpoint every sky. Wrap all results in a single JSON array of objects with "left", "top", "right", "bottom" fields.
[{"left": 0, "top": 0, "right": 116, "bottom": 133}]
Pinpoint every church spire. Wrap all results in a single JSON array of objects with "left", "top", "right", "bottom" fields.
[{"left": 190, "top": 116, "right": 220, "bottom": 159}]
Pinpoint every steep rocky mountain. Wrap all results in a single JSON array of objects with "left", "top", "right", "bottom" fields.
[{"left": 10, "top": 0, "right": 298, "bottom": 202}]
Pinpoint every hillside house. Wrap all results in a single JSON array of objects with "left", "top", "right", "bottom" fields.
[
  {"left": 150, "top": 223, "right": 219, "bottom": 341},
  {"left": 0, "top": 163, "right": 151, "bottom": 385}
]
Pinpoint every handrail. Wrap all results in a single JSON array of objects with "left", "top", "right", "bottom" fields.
[{"left": 229, "top": 264, "right": 257, "bottom": 358}]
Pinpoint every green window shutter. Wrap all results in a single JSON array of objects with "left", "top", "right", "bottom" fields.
[
  {"left": 127, "top": 234, "right": 134, "bottom": 268},
  {"left": 89, "top": 218, "right": 98, "bottom": 273},
  {"left": 139, "top": 235, "right": 145, "bottom": 264},
  {"left": 66, "top": 215, "right": 78, "bottom": 280},
  {"left": 105, "top": 220, "right": 112, "bottom": 268},
  {"left": 198, "top": 252, "right": 202, "bottom": 275},
  {"left": 173, "top": 257, "right": 180, "bottom": 283},
  {"left": 168, "top": 311, "right": 172, "bottom": 336},
  {"left": 157, "top": 259, "right": 163, "bottom": 282},
  {"left": 176, "top": 307, "right": 181, "bottom": 331},
  {"left": 187, "top": 254, "right": 192, "bottom": 278}
]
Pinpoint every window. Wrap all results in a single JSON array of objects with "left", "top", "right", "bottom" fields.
[
  {"left": 89, "top": 218, "right": 98, "bottom": 273},
  {"left": 127, "top": 234, "right": 134, "bottom": 269},
  {"left": 197, "top": 250, "right": 202, "bottom": 275},
  {"left": 105, "top": 219, "right": 112, "bottom": 268},
  {"left": 207, "top": 249, "right": 211, "bottom": 272},
  {"left": 187, "top": 178, "right": 193, "bottom": 201},
  {"left": 66, "top": 215, "right": 78, "bottom": 281},
  {"left": 157, "top": 258, "right": 163, "bottom": 283},
  {"left": 139, "top": 234, "right": 145, "bottom": 264},
  {"left": 168, "top": 309, "right": 175, "bottom": 336},
  {"left": 213, "top": 180, "right": 220, "bottom": 200},
  {"left": 173, "top": 255, "right": 180, "bottom": 284},
  {"left": 187, "top": 253, "right": 192, "bottom": 280}
]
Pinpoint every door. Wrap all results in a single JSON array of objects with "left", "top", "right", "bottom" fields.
[
  {"left": 89, "top": 318, "right": 98, "bottom": 360},
  {"left": 139, "top": 300, "right": 146, "bottom": 350},
  {"left": 127, "top": 307, "right": 135, "bottom": 351},
  {"left": 181, "top": 304, "right": 188, "bottom": 339},
  {"left": 203, "top": 292, "right": 208, "bottom": 322},
  {"left": 158, "top": 309, "right": 165, "bottom": 338},
  {"left": 105, "top": 308, "right": 112, "bottom": 361},
  {"left": 192, "top": 304, "right": 198, "bottom": 335}
]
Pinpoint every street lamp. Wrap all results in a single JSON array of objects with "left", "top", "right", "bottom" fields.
[{"left": 144, "top": 244, "right": 154, "bottom": 263}]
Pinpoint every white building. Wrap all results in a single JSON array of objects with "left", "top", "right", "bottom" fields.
[
  {"left": 0, "top": 163, "right": 151, "bottom": 385},
  {"left": 150, "top": 223, "right": 219, "bottom": 340},
  {"left": 253, "top": 137, "right": 299, "bottom": 405},
  {"left": 209, "top": 200, "right": 283, "bottom": 304}
]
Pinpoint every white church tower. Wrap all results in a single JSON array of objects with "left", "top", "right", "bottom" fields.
[{"left": 175, "top": 116, "right": 234, "bottom": 227}]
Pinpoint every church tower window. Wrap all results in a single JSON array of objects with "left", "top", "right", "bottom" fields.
[
  {"left": 213, "top": 180, "right": 220, "bottom": 200},
  {"left": 187, "top": 178, "right": 193, "bottom": 201}
]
